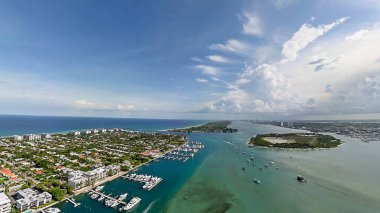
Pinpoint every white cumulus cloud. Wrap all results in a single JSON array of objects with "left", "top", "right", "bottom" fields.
[{"left": 282, "top": 17, "right": 349, "bottom": 61}]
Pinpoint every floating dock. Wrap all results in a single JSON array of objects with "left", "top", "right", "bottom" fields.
[
  {"left": 122, "top": 174, "right": 162, "bottom": 191},
  {"left": 66, "top": 198, "right": 81, "bottom": 207},
  {"left": 89, "top": 190, "right": 127, "bottom": 206}
]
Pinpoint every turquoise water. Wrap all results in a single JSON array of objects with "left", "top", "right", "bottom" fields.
[{"left": 166, "top": 121, "right": 380, "bottom": 212}]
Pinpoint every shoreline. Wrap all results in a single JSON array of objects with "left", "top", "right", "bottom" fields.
[
  {"left": 158, "top": 123, "right": 206, "bottom": 132},
  {"left": 47, "top": 141, "right": 186, "bottom": 209}
]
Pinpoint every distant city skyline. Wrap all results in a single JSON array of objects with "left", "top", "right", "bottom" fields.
[{"left": 1, "top": 0, "right": 380, "bottom": 120}]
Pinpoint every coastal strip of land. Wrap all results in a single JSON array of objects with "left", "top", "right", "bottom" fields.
[
  {"left": 0, "top": 128, "right": 191, "bottom": 212},
  {"left": 249, "top": 133, "right": 341, "bottom": 149},
  {"left": 168, "top": 120, "right": 238, "bottom": 133}
]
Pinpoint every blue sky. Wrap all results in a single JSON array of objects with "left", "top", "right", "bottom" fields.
[{"left": 1, "top": 0, "right": 380, "bottom": 119}]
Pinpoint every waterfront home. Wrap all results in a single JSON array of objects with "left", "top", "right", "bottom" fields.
[
  {"left": 84, "top": 167, "right": 106, "bottom": 182},
  {"left": 0, "top": 193, "right": 11, "bottom": 213},
  {"left": 16, "top": 188, "right": 52, "bottom": 211}
]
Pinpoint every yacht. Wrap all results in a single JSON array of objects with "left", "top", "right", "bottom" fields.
[
  {"left": 45, "top": 208, "right": 61, "bottom": 213},
  {"left": 118, "top": 193, "right": 128, "bottom": 201},
  {"left": 95, "top": 185, "right": 104, "bottom": 191},
  {"left": 90, "top": 193, "right": 99, "bottom": 199},
  {"left": 253, "top": 178, "right": 261, "bottom": 184},
  {"left": 123, "top": 197, "right": 141, "bottom": 211}
]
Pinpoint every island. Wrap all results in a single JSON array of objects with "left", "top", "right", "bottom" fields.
[
  {"left": 249, "top": 133, "right": 341, "bottom": 149},
  {"left": 169, "top": 121, "right": 238, "bottom": 133}
]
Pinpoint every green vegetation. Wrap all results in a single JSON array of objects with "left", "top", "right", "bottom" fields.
[
  {"left": 170, "top": 121, "right": 238, "bottom": 133},
  {"left": 250, "top": 133, "right": 341, "bottom": 149},
  {"left": 0, "top": 128, "right": 187, "bottom": 202}
]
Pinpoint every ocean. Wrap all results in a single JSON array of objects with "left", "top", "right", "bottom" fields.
[{"left": 1, "top": 116, "right": 379, "bottom": 212}]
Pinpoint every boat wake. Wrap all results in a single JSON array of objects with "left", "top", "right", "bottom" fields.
[
  {"left": 142, "top": 199, "right": 158, "bottom": 213},
  {"left": 223, "top": 141, "right": 236, "bottom": 147}
]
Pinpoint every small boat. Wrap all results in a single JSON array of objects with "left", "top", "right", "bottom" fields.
[
  {"left": 276, "top": 167, "right": 279, "bottom": 169},
  {"left": 253, "top": 178, "right": 261, "bottom": 184},
  {"left": 95, "top": 185, "right": 104, "bottom": 191},
  {"left": 270, "top": 161, "right": 274, "bottom": 164},
  {"left": 264, "top": 164, "right": 269, "bottom": 168},
  {"left": 98, "top": 196, "right": 105, "bottom": 201},
  {"left": 45, "top": 207, "right": 61, "bottom": 213},
  {"left": 123, "top": 197, "right": 141, "bottom": 211},
  {"left": 118, "top": 193, "right": 128, "bottom": 201},
  {"left": 90, "top": 193, "right": 99, "bottom": 199},
  {"left": 297, "top": 175, "right": 307, "bottom": 183}
]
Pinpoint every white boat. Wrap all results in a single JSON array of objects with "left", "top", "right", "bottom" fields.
[
  {"left": 45, "top": 208, "right": 61, "bottom": 213},
  {"left": 110, "top": 200, "right": 119, "bottom": 208},
  {"left": 98, "top": 196, "right": 105, "bottom": 201},
  {"left": 123, "top": 197, "right": 141, "bottom": 211},
  {"left": 90, "top": 193, "right": 99, "bottom": 199},
  {"left": 95, "top": 185, "right": 104, "bottom": 191},
  {"left": 118, "top": 193, "right": 128, "bottom": 201}
]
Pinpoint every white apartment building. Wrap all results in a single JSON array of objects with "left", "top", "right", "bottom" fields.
[
  {"left": 0, "top": 193, "right": 11, "bottom": 213},
  {"left": 13, "top": 135, "right": 23, "bottom": 141},
  {"left": 15, "top": 188, "right": 52, "bottom": 211},
  {"left": 23, "top": 134, "right": 41, "bottom": 141}
]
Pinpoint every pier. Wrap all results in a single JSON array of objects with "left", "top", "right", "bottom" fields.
[
  {"left": 66, "top": 198, "right": 81, "bottom": 207},
  {"left": 89, "top": 190, "right": 127, "bottom": 205}
]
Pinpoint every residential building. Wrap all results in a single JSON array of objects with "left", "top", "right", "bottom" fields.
[
  {"left": 84, "top": 167, "right": 106, "bottom": 182},
  {"left": 0, "top": 168, "right": 17, "bottom": 181},
  {"left": 15, "top": 188, "right": 52, "bottom": 211},
  {"left": 0, "top": 193, "right": 11, "bottom": 213},
  {"left": 23, "top": 134, "right": 41, "bottom": 141},
  {"left": 13, "top": 135, "right": 23, "bottom": 141},
  {"left": 41, "top": 133, "right": 52, "bottom": 139},
  {"left": 71, "top": 131, "right": 81, "bottom": 136},
  {"left": 0, "top": 185, "right": 5, "bottom": 193},
  {"left": 81, "top": 130, "right": 91, "bottom": 134}
]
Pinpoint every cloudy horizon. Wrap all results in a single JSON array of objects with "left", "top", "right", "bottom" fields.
[{"left": 1, "top": 0, "right": 380, "bottom": 120}]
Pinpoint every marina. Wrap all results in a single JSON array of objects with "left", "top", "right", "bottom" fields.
[
  {"left": 89, "top": 189, "right": 127, "bottom": 206},
  {"left": 122, "top": 173, "right": 163, "bottom": 191},
  {"left": 162, "top": 141, "right": 204, "bottom": 162}
]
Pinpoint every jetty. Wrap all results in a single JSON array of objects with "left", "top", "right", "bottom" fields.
[
  {"left": 89, "top": 190, "right": 127, "bottom": 205},
  {"left": 66, "top": 198, "right": 81, "bottom": 207}
]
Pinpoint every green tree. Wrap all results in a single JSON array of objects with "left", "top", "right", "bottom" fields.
[{"left": 49, "top": 187, "right": 65, "bottom": 201}]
